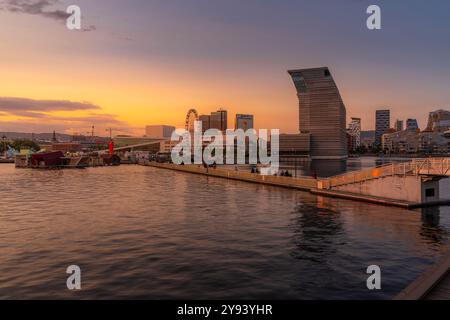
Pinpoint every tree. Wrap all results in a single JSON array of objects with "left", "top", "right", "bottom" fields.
[
  {"left": 11, "top": 139, "right": 41, "bottom": 152},
  {"left": 0, "top": 141, "right": 11, "bottom": 153}
]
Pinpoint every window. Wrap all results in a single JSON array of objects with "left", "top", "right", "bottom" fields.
[
  {"left": 324, "top": 69, "right": 331, "bottom": 77},
  {"left": 292, "top": 75, "right": 307, "bottom": 93},
  {"left": 425, "top": 188, "right": 435, "bottom": 198}
]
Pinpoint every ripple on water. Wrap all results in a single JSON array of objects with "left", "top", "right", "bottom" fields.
[{"left": 1, "top": 164, "right": 450, "bottom": 299}]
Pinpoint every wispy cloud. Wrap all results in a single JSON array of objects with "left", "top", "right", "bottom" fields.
[
  {"left": 0, "top": 97, "right": 134, "bottom": 134},
  {"left": 0, "top": 97, "right": 100, "bottom": 114},
  {"left": 0, "top": 0, "right": 96, "bottom": 31},
  {"left": 1, "top": 0, "right": 70, "bottom": 20}
]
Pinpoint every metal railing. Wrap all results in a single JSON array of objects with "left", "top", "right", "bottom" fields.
[
  {"left": 326, "top": 158, "right": 450, "bottom": 188},
  {"left": 411, "top": 158, "right": 450, "bottom": 176}
]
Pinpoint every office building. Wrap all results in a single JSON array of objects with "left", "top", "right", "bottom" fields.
[
  {"left": 395, "top": 120, "right": 404, "bottom": 132},
  {"left": 288, "top": 67, "right": 347, "bottom": 159},
  {"left": 375, "top": 109, "right": 390, "bottom": 147},
  {"left": 406, "top": 119, "right": 419, "bottom": 131},
  {"left": 235, "top": 114, "right": 254, "bottom": 131},
  {"left": 348, "top": 117, "right": 361, "bottom": 151},
  {"left": 199, "top": 115, "right": 211, "bottom": 133},
  {"left": 145, "top": 125, "right": 175, "bottom": 139},
  {"left": 382, "top": 129, "right": 450, "bottom": 154},
  {"left": 425, "top": 110, "right": 450, "bottom": 132},
  {"left": 361, "top": 131, "right": 375, "bottom": 149},
  {"left": 210, "top": 109, "right": 228, "bottom": 131}
]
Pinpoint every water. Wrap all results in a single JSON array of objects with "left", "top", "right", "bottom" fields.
[{"left": 1, "top": 164, "right": 450, "bottom": 299}]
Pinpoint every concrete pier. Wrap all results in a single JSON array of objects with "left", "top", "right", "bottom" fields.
[
  {"left": 145, "top": 162, "right": 317, "bottom": 191},
  {"left": 142, "top": 162, "right": 447, "bottom": 208}
]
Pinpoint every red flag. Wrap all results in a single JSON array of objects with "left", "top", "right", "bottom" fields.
[{"left": 109, "top": 140, "right": 114, "bottom": 155}]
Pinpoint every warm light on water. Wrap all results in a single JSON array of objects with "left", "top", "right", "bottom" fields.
[{"left": 1, "top": 164, "right": 449, "bottom": 299}]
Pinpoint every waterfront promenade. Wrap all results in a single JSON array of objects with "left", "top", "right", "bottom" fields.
[
  {"left": 143, "top": 161, "right": 443, "bottom": 209},
  {"left": 144, "top": 162, "right": 317, "bottom": 191}
]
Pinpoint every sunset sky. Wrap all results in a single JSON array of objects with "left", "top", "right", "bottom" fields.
[{"left": 1, "top": 0, "right": 450, "bottom": 136}]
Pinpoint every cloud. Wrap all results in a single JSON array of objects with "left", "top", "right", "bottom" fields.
[
  {"left": 0, "top": 0, "right": 96, "bottom": 31},
  {"left": 1, "top": 0, "right": 69, "bottom": 20},
  {"left": 0, "top": 97, "right": 100, "bottom": 115},
  {"left": 0, "top": 97, "right": 135, "bottom": 135}
]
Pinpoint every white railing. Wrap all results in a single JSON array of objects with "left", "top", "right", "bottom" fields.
[{"left": 326, "top": 158, "right": 450, "bottom": 188}]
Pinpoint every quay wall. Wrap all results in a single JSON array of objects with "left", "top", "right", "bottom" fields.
[
  {"left": 142, "top": 162, "right": 448, "bottom": 208},
  {"left": 332, "top": 175, "right": 423, "bottom": 203},
  {"left": 145, "top": 162, "right": 317, "bottom": 191},
  {"left": 439, "top": 178, "right": 450, "bottom": 199},
  {"left": 332, "top": 175, "right": 444, "bottom": 203}
]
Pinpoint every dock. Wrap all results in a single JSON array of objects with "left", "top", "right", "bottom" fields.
[{"left": 395, "top": 250, "right": 450, "bottom": 300}]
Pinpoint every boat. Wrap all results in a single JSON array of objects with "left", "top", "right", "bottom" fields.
[
  {"left": 101, "top": 154, "right": 121, "bottom": 166},
  {"left": 15, "top": 151, "right": 93, "bottom": 169},
  {"left": 61, "top": 155, "right": 91, "bottom": 168},
  {"left": 30, "top": 151, "right": 65, "bottom": 168}
]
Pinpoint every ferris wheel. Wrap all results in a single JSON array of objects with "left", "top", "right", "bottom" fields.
[{"left": 185, "top": 108, "right": 199, "bottom": 132}]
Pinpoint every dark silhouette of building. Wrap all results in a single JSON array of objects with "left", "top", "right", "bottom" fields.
[
  {"left": 375, "top": 110, "right": 390, "bottom": 147},
  {"left": 288, "top": 67, "right": 347, "bottom": 159},
  {"left": 210, "top": 109, "right": 228, "bottom": 131}
]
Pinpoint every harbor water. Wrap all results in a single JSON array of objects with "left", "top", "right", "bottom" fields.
[{"left": 1, "top": 163, "right": 450, "bottom": 299}]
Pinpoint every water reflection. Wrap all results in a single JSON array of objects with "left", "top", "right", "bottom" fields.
[
  {"left": 421, "top": 206, "right": 449, "bottom": 245},
  {"left": 290, "top": 203, "right": 344, "bottom": 263},
  {"left": 1, "top": 164, "right": 450, "bottom": 299}
]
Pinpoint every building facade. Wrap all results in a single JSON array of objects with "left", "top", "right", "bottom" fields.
[
  {"left": 375, "top": 109, "right": 390, "bottom": 148},
  {"left": 406, "top": 119, "right": 419, "bottom": 131},
  {"left": 395, "top": 120, "right": 404, "bottom": 132},
  {"left": 279, "top": 133, "right": 311, "bottom": 156},
  {"left": 145, "top": 125, "right": 175, "bottom": 139},
  {"left": 348, "top": 117, "right": 361, "bottom": 151},
  {"left": 198, "top": 115, "right": 211, "bottom": 133},
  {"left": 235, "top": 114, "right": 254, "bottom": 131},
  {"left": 425, "top": 110, "right": 450, "bottom": 132},
  {"left": 288, "top": 67, "right": 347, "bottom": 159},
  {"left": 210, "top": 109, "right": 228, "bottom": 131},
  {"left": 382, "top": 129, "right": 450, "bottom": 154}
]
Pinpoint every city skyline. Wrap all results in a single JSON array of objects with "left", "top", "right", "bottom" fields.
[{"left": 1, "top": 0, "right": 450, "bottom": 135}]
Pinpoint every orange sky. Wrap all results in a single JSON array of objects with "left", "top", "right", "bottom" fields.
[{"left": 1, "top": 1, "right": 450, "bottom": 136}]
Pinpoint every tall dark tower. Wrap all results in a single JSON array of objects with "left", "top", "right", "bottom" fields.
[{"left": 288, "top": 67, "right": 347, "bottom": 159}]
